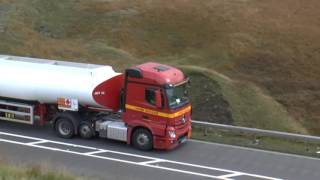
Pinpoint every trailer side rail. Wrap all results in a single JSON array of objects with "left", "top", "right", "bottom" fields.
[{"left": 0, "top": 100, "right": 34, "bottom": 125}]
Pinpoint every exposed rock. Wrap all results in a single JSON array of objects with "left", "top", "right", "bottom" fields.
[{"left": 188, "top": 72, "right": 234, "bottom": 124}]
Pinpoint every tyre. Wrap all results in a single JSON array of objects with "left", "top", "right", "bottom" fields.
[
  {"left": 55, "top": 118, "right": 75, "bottom": 139},
  {"left": 132, "top": 128, "right": 153, "bottom": 151},
  {"left": 79, "top": 122, "right": 94, "bottom": 139}
]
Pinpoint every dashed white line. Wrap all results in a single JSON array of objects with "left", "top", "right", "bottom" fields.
[
  {"left": 0, "top": 137, "right": 228, "bottom": 180},
  {"left": 139, "top": 159, "right": 165, "bottom": 165},
  {"left": 83, "top": 149, "right": 109, "bottom": 155},
  {"left": 217, "top": 172, "right": 245, "bottom": 178},
  {"left": 163, "top": 159, "right": 282, "bottom": 180},
  {"left": 0, "top": 131, "right": 283, "bottom": 180},
  {"left": 142, "top": 164, "right": 231, "bottom": 180},
  {"left": 25, "top": 140, "right": 48, "bottom": 145}
]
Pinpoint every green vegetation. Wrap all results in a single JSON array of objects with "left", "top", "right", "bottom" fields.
[
  {"left": 0, "top": 0, "right": 319, "bottom": 135},
  {"left": 192, "top": 125, "right": 320, "bottom": 158},
  {"left": 183, "top": 66, "right": 307, "bottom": 133},
  {"left": 0, "top": 163, "right": 76, "bottom": 180}
]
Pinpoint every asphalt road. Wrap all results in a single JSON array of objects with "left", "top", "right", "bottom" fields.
[{"left": 0, "top": 121, "right": 319, "bottom": 180}]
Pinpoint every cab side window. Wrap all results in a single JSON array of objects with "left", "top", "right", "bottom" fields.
[{"left": 145, "top": 89, "right": 156, "bottom": 105}]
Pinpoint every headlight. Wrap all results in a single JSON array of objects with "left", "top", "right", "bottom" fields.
[{"left": 168, "top": 130, "right": 176, "bottom": 138}]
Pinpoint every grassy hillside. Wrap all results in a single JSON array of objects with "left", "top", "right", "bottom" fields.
[
  {"left": 183, "top": 66, "right": 306, "bottom": 133},
  {"left": 0, "top": 0, "right": 319, "bottom": 134}
]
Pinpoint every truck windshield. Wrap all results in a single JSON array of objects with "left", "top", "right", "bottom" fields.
[{"left": 166, "top": 82, "right": 189, "bottom": 109}]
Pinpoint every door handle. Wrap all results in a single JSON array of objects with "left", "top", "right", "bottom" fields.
[{"left": 142, "top": 115, "right": 149, "bottom": 119}]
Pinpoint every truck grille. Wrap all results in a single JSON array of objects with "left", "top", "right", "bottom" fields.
[{"left": 174, "top": 117, "right": 187, "bottom": 129}]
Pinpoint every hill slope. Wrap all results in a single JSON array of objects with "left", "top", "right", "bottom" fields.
[{"left": 0, "top": 0, "right": 319, "bottom": 134}]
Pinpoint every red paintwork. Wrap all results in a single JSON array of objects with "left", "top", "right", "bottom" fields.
[
  {"left": 152, "top": 106, "right": 192, "bottom": 150},
  {"left": 37, "top": 103, "right": 47, "bottom": 126},
  {"left": 123, "top": 62, "right": 191, "bottom": 150},
  {"left": 129, "top": 62, "right": 185, "bottom": 85},
  {"left": 123, "top": 82, "right": 167, "bottom": 137},
  {"left": 92, "top": 74, "right": 124, "bottom": 111}
]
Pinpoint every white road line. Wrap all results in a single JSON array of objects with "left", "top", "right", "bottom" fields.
[
  {"left": 99, "top": 148, "right": 157, "bottom": 160},
  {"left": 84, "top": 150, "right": 109, "bottom": 155},
  {"left": 0, "top": 131, "right": 283, "bottom": 180},
  {"left": 164, "top": 160, "right": 281, "bottom": 180},
  {"left": 217, "top": 172, "right": 245, "bottom": 178},
  {"left": 142, "top": 164, "right": 233, "bottom": 180},
  {"left": 25, "top": 140, "right": 48, "bottom": 145},
  {"left": 0, "top": 132, "right": 43, "bottom": 141},
  {"left": 0, "top": 132, "right": 155, "bottom": 160},
  {"left": 0, "top": 132, "right": 97, "bottom": 150},
  {"left": 0, "top": 138, "right": 227, "bottom": 180},
  {"left": 138, "top": 159, "right": 165, "bottom": 165},
  {"left": 0, "top": 138, "right": 60, "bottom": 151}
]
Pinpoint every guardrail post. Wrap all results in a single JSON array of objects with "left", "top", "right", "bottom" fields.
[{"left": 204, "top": 127, "right": 208, "bottom": 136}]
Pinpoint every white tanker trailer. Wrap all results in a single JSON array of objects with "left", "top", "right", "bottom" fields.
[
  {"left": 0, "top": 55, "right": 192, "bottom": 150},
  {"left": 0, "top": 55, "right": 122, "bottom": 110}
]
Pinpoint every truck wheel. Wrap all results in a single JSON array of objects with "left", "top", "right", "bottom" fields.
[
  {"left": 79, "top": 122, "right": 94, "bottom": 139},
  {"left": 55, "top": 118, "right": 74, "bottom": 138},
  {"left": 132, "top": 128, "right": 153, "bottom": 151}
]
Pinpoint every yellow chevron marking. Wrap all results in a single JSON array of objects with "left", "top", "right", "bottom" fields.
[{"left": 125, "top": 104, "right": 191, "bottom": 118}]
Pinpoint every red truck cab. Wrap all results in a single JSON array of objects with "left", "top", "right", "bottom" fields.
[{"left": 123, "top": 62, "right": 192, "bottom": 150}]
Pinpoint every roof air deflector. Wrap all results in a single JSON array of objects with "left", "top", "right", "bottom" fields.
[{"left": 126, "top": 68, "right": 143, "bottom": 78}]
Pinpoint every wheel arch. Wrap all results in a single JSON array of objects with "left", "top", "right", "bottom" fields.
[
  {"left": 52, "top": 111, "right": 81, "bottom": 135},
  {"left": 131, "top": 126, "right": 154, "bottom": 150},
  {"left": 128, "top": 125, "right": 153, "bottom": 145}
]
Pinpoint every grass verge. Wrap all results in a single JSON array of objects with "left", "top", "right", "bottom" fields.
[
  {"left": 192, "top": 125, "right": 320, "bottom": 158},
  {"left": 0, "top": 164, "right": 76, "bottom": 180}
]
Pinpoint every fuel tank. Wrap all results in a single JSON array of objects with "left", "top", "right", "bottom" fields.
[{"left": 0, "top": 55, "right": 123, "bottom": 111}]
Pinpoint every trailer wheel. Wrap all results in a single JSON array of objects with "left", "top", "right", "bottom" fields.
[
  {"left": 132, "top": 128, "right": 153, "bottom": 151},
  {"left": 55, "top": 118, "right": 75, "bottom": 138},
  {"left": 79, "top": 122, "right": 94, "bottom": 139}
]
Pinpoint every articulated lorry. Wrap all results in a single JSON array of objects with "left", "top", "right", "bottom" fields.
[{"left": 0, "top": 55, "right": 192, "bottom": 150}]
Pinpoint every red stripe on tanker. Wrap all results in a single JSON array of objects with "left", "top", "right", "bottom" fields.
[
  {"left": 92, "top": 74, "right": 123, "bottom": 111},
  {"left": 0, "top": 55, "right": 123, "bottom": 110}
]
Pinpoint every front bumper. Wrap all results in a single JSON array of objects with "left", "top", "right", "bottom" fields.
[{"left": 153, "top": 127, "right": 192, "bottom": 150}]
